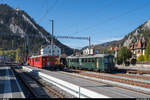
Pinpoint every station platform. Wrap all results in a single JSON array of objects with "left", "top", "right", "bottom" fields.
[
  {"left": 116, "top": 65, "right": 150, "bottom": 71},
  {"left": 23, "top": 66, "right": 150, "bottom": 98},
  {"left": 0, "top": 66, "right": 25, "bottom": 98}
]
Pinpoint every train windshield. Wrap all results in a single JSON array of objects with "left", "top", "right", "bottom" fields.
[
  {"left": 104, "top": 56, "right": 114, "bottom": 64},
  {"left": 109, "top": 57, "right": 113, "bottom": 63},
  {"left": 104, "top": 57, "right": 108, "bottom": 63}
]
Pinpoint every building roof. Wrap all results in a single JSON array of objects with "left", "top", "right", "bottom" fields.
[
  {"left": 67, "top": 54, "right": 113, "bottom": 59},
  {"left": 30, "top": 54, "right": 59, "bottom": 58}
]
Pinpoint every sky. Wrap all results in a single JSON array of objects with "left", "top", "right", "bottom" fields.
[{"left": 1, "top": 0, "right": 150, "bottom": 49}]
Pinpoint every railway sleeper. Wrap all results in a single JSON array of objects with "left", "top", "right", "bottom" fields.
[{"left": 12, "top": 67, "right": 60, "bottom": 98}]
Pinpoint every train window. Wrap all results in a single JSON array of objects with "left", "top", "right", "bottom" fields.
[
  {"left": 92, "top": 58, "right": 95, "bottom": 62},
  {"left": 75, "top": 59, "right": 77, "bottom": 62},
  {"left": 77, "top": 59, "right": 79, "bottom": 62},
  {"left": 109, "top": 57, "right": 113, "bottom": 63},
  {"left": 85, "top": 58, "right": 87, "bottom": 62},
  {"left": 82, "top": 59, "right": 84, "bottom": 62},
  {"left": 88, "top": 58, "right": 90, "bottom": 62},
  {"left": 104, "top": 57, "right": 108, "bottom": 63}
]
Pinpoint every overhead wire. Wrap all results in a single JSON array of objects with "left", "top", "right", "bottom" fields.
[
  {"left": 38, "top": 0, "right": 59, "bottom": 23},
  {"left": 60, "top": 0, "right": 115, "bottom": 36},
  {"left": 72, "top": 1, "right": 150, "bottom": 35}
]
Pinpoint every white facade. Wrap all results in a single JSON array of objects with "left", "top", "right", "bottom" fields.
[
  {"left": 41, "top": 45, "right": 61, "bottom": 56},
  {"left": 83, "top": 48, "right": 94, "bottom": 55}
]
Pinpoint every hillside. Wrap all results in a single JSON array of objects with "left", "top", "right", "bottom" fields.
[
  {"left": 90, "top": 19, "right": 150, "bottom": 50},
  {"left": 0, "top": 4, "right": 73, "bottom": 55}
]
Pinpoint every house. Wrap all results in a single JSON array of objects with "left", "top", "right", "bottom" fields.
[
  {"left": 82, "top": 45, "right": 102, "bottom": 55},
  {"left": 83, "top": 47, "right": 94, "bottom": 55},
  {"left": 128, "top": 38, "right": 146, "bottom": 58},
  {"left": 40, "top": 45, "right": 61, "bottom": 56},
  {"left": 109, "top": 47, "right": 120, "bottom": 57}
]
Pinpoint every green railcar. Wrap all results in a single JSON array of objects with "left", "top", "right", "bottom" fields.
[{"left": 66, "top": 54, "right": 115, "bottom": 72}]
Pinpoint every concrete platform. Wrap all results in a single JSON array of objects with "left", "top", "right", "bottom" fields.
[
  {"left": 0, "top": 66, "right": 25, "bottom": 98},
  {"left": 116, "top": 65, "right": 150, "bottom": 71},
  {"left": 23, "top": 66, "right": 150, "bottom": 98}
]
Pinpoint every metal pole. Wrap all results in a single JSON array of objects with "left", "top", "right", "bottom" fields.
[
  {"left": 50, "top": 20, "right": 54, "bottom": 56},
  {"left": 79, "top": 86, "right": 80, "bottom": 98},
  {"left": 89, "top": 36, "right": 91, "bottom": 55},
  {"left": 26, "top": 35, "right": 29, "bottom": 64}
]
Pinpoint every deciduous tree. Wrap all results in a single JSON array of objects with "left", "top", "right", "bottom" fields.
[
  {"left": 145, "top": 39, "right": 150, "bottom": 62},
  {"left": 117, "top": 47, "right": 132, "bottom": 65}
]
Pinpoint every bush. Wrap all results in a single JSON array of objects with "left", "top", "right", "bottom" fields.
[
  {"left": 130, "top": 58, "right": 136, "bottom": 65},
  {"left": 137, "top": 54, "right": 145, "bottom": 62}
]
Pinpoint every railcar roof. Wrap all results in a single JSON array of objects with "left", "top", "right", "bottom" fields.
[
  {"left": 67, "top": 54, "right": 113, "bottom": 59},
  {"left": 29, "top": 54, "right": 59, "bottom": 58}
]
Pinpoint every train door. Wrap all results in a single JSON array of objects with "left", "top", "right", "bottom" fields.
[
  {"left": 33, "top": 58, "right": 35, "bottom": 67},
  {"left": 96, "top": 57, "right": 99, "bottom": 69},
  {"left": 97, "top": 57, "right": 104, "bottom": 72}
]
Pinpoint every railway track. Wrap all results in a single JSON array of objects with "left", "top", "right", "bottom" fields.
[
  {"left": 56, "top": 69, "right": 150, "bottom": 96},
  {"left": 70, "top": 69, "right": 150, "bottom": 89},
  {"left": 77, "top": 69, "right": 150, "bottom": 80},
  {"left": 11, "top": 66, "right": 64, "bottom": 98},
  {"left": 126, "top": 69, "right": 150, "bottom": 74},
  {"left": 20, "top": 65, "right": 150, "bottom": 97}
]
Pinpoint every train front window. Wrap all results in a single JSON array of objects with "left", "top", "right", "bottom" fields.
[
  {"left": 104, "top": 57, "right": 108, "bottom": 63},
  {"left": 109, "top": 57, "right": 113, "bottom": 63}
]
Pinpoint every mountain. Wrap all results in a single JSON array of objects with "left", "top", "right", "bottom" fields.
[
  {"left": 0, "top": 4, "right": 73, "bottom": 55},
  {"left": 86, "top": 19, "right": 150, "bottom": 50}
]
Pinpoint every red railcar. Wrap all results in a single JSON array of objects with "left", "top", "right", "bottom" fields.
[{"left": 27, "top": 55, "right": 64, "bottom": 69}]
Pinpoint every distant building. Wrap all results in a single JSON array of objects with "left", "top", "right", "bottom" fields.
[
  {"left": 82, "top": 45, "right": 102, "bottom": 55},
  {"left": 128, "top": 38, "right": 146, "bottom": 58},
  {"left": 83, "top": 47, "right": 94, "bottom": 55},
  {"left": 40, "top": 45, "right": 61, "bottom": 56},
  {"left": 15, "top": 8, "right": 20, "bottom": 11},
  {"left": 109, "top": 47, "right": 120, "bottom": 57}
]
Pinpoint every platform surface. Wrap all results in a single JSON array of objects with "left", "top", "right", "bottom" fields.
[
  {"left": 0, "top": 66, "right": 25, "bottom": 98},
  {"left": 24, "top": 66, "right": 150, "bottom": 98}
]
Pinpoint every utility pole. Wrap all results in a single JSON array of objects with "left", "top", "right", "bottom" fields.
[
  {"left": 88, "top": 36, "right": 91, "bottom": 55},
  {"left": 50, "top": 20, "right": 54, "bottom": 56}
]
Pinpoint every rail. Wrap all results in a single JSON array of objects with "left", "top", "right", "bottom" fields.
[
  {"left": 12, "top": 66, "right": 64, "bottom": 98},
  {"left": 22, "top": 66, "right": 109, "bottom": 98}
]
